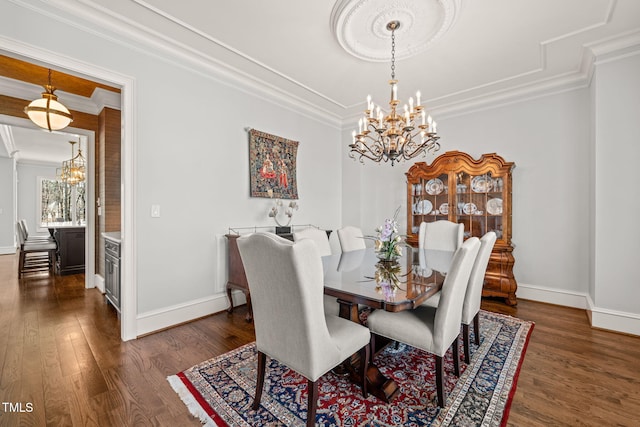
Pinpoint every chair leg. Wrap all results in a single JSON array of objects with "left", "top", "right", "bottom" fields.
[
  {"left": 462, "top": 323, "right": 471, "bottom": 364},
  {"left": 369, "top": 333, "right": 376, "bottom": 360},
  {"left": 360, "top": 343, "right": 370, "bottom": 398},
  {"left": 307, "top": 379, "right": 318, "bottom": 427},
  {"left": 18, "top": 249, "right": 25, "bottom": 278},
  {"left": 452, "top": 336, "right": 460, "bottom": 377},
  {"left": 252, "top": 351, "right": 267, "bottom": 410},
  {"left": 474, "top": 312, "right": 480, "bottom": 345},
  {"left": 435, "top": 355, "right": 445, "bottom": 408}
]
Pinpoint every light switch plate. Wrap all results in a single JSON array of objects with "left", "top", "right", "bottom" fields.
[{"left": 151, "top": 205, "right": 160, "bottom": 218}]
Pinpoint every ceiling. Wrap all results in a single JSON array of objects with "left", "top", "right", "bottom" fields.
[{"left": 2, "top": 0, "right": 640, "bottom": 162}]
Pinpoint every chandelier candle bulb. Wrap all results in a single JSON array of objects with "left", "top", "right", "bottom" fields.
[
  {"left": 409, "top": 97, "right": 414, "bottom": 112},
  {"left": 416, "top": 91, "right": 421, "bottom": 106}
]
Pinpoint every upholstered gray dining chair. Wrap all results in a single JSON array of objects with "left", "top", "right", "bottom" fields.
[
  {"left": 418, "top": 220, "right": 464, "bottom": 251},
  {"left": 422, "top": 231, "right": 497, "bottom": 363},
  {"left": 237, "top": 232, "right": 370, "bottom": 427},
  {"left": 366, "top": 237, "right": 480, "bottom": 407},
  {"left": 294, "top": 228, "right": 340, "bottom": 316},
  {"left": 337, "top": 225, "right": 366, "bottom": 252},
  {"left": 293, "top": 227, "right": 332, "bottom": 256},
  {"left": 460, "top": 231, "right": 496, "bottom": 362}
]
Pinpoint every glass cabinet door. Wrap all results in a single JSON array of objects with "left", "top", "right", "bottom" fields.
[
  {"left": 452, "top": 172, "right": 504, "bottom": 240},
  {"left": 410, "top": 173, "right": 449, "bottom": 234}
]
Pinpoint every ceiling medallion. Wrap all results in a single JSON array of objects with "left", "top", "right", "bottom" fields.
[{"left": 331, "top": 0, "right": 463, "bottom": 62}]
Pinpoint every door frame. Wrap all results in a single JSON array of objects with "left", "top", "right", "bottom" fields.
[{"left": 1, "top": 36, "right": 138, "bottom": 341}]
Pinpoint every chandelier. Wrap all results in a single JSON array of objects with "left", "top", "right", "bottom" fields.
[
  {"left": 349, "top": 21, "right": 440, "bottom": 166},
  {"left": 59, "top": 139, "right": 85, "bottom": 186},
  {"left": 24, "top": 69, "right": 73, "bottom": 132}
]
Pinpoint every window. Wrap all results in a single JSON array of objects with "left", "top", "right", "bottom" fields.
[{"left": 39, "top": 177, "right": 86, "bottom": 226}]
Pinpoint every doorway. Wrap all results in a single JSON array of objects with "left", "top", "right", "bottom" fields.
[{"left": 0, "top": 42, "right": 136, "bottom": 340}]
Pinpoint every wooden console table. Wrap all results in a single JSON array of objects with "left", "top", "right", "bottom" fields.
[
  {"left": 225, "top": 226, "right": 331, "bottom": 322},
  {"left": 225, "top": 233, "right": 253, "bottom": 322}
]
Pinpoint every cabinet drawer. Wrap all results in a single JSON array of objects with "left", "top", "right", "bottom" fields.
[{"left": 105, "top": 240, "right": 120, "bottom": 257}]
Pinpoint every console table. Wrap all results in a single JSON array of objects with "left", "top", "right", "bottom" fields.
[{"left": 225, "top": 225, "right": 331, "bottom": 322}]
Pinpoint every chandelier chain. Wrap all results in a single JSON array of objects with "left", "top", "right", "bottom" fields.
[{"left": 390, "top": 29, "right": 396, "bottom": 80}]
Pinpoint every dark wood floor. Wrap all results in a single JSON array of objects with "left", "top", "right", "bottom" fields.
[{"left": 1, "top": 253, "right": 639, "bottom": 426}]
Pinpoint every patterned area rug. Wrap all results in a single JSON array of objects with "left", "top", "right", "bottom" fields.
[{"left": 168, "top": 310, "right": 533, "bottom": 426}]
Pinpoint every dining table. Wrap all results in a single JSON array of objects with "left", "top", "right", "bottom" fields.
[{"left": 322, "top": 246, "right": 455, "bottom": 403}]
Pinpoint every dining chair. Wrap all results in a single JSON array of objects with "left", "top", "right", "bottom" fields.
[
  {"left": 366, "top": 237, "right": 480, "bottom": 407},
  {"left": 293, "top": 227, "right": 332, "bottom": 256},
  {"left": 237, "top": 232, "right": 370, "bottom": 427},
  {"left": 422, "top": 232, "right": 497, "bottom": 363},
  {"left": 418, "top": 220, "right": 464, "bottom": 251},
  {"left": 460, "top": 231, "right": 496, "bottom": 363},
  {"left": 294, "top": 228, "right": 341, "bottom": 316},
  {"left": 337, "top": 226, "right": 366, "bottom": 252}
]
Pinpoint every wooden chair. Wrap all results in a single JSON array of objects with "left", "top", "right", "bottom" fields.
[
  {"left": 366, "top": 237, "right": 480, "bottom": 407},
  {"left": 419, "top": 220, "right": 463, "bottom": 251},
  {"left": 17, "top": 223, "right": 57, "bottom": 277},
  {"left": 237, "top": 232, "right": 370, "bottom": 427}
]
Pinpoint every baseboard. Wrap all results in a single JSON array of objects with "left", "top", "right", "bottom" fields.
[
  {"left": 136, "top": 290, "right": 246, "bottom": 337},
  {"left": 0, "top": 246, "right": 16, "bottom": 255},
  {"left": 586, "top": 294, "right": 640, "bottom": 337},
  {"left": 94, "top": 274, "right": 105, "bottom": 293},
  {"left": 518, "top": 284, "right": 639, "bottom": 336},
  {"left": 516, "top": 283, "right": 588, "bottom": 309}
]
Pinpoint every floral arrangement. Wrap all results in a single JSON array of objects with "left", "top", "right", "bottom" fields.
[{"left": 370, "top": 207, "right": 405, "bottom": 262}]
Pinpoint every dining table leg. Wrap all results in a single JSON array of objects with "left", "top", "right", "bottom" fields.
[{"left": 336, "top": 299, "right": 399, "bottom": 403}]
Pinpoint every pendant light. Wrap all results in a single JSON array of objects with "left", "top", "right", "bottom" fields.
[{"left": 24, "top": 69, "right": 73, "bottom": 132}]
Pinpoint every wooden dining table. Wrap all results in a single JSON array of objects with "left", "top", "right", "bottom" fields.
[{"left": 322, "top": 246, "right": 454, "bottom": 403}]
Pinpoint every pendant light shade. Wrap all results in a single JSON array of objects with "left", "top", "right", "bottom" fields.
[{"left": 24, "top": 69, "right": 73, "bottom": 132}]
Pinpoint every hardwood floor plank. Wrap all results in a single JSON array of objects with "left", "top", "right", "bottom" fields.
[{"left": 1, "top": 254, "right": 640, "bottom": 426}]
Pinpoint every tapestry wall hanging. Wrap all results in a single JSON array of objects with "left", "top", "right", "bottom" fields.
[{"left": 249, "top": 128, "right": 299, "bottom": 199}]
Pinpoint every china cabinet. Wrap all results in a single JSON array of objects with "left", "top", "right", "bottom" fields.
[{"left": 406, "top": 151, "right": 517, "bottom": 305}]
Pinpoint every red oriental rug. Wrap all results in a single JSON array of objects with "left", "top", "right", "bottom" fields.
[{"left": 168, "top": 310, "right": 533, "bottom": 426}]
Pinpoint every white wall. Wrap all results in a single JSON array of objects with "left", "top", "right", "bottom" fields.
[
  {"left": 344, "top": 89, "right": 592, "bottom": 297},
  {"left": 1, "top": 1, "right": 342, "bottom": 333},
  {"left": 592, "top": 52, "right": 640, "bottom": 321},
  {"left": 0, "top": 157, "right": 15, "bottom": 253}
]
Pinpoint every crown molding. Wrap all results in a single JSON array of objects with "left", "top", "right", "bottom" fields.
[
  {"left": 0, "top": 124, "right": 18, "bottom": 159},
  {"left": 91, "top": 88, "right": 121, "bottom": 112},
  {"left": 589, "top": 29, "right": 640, "bottom": 64},
  {"left": 36, "top": 0, "right": 343, "bottom": 129}
]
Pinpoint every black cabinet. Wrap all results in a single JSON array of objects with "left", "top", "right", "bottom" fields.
[
  {"left": 104, "top": 238, "right": 121, "bottom": 312},
  {"left": 50, "top": 227, "right": 85, "bottom": 275}
]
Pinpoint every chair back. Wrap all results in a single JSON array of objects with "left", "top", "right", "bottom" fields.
[
  {"left": 16, "top": 223, "right": 26, "bottom": 245},
  {"left": 293, "top": 228, "right": 332, "bottom": 257},
  {"left": 419, "top": 220, "right": 464, "bottom": 251},
  {"left": 461, "top": 232, "right": 497, "bottom": 325},
  {"left": 237, "top": 232, "right": 341, "bottom": 380},
  {"left": 337, "top": 226, "right": 366, "bottom": 252},
  {"left": 432, "top": 237, "right": 480, "bottom": 355},
  {"left": 20, "top": 219, "right": 30, "bottom": 239}
]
